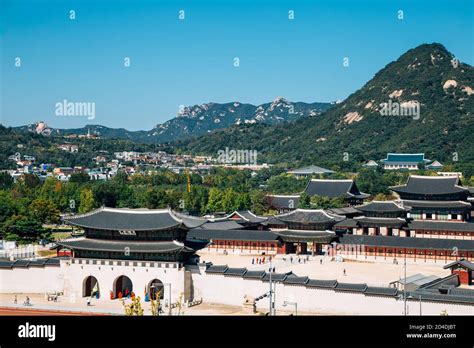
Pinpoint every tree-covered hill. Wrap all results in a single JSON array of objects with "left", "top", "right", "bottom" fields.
[{"left": 177, "top": 43, "right": 474, "bottom": 174}]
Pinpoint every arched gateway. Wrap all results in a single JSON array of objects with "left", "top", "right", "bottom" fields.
[
  {"left": 113, "top": 275, "right": 133, "bottom": 299},
  {"left": 83, "top": 275, "right": 99, "bottom": 298},
  {"left": 148, "top": 279, "right": 164, "bottom": 300}
]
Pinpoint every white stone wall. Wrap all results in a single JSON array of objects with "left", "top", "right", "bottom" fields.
[
  {"left": 0, "top": 266, "right": 64, "bottom": 293},
  {"left": 0, "top": 259, "right": 185, "bottom": 304},
  {"left": 63, "top": 259, "right": 185, "bottom": 302},
  {"left": 1, "top": 261, "right": 473, "bottom": 315},
  {"left": 190, "top": 264, "right": 474, "bottom": 315}
]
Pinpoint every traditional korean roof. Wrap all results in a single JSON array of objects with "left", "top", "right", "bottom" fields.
[
  {"left": 409, "top": 290, "right": 474, "bottom": 305},
  {"left": 443, "top": 259, "right": 474, "bottom": 271},
  {"left": 326, "top": 207, "right": 362, "bottom": 217},
  {"left": 287, "top": 165, "right": 334, "bottom": 175},
  {"left": 333, "top": 218, "right": 359, "bottom": 228},
  {"left": 63, "top": 207, "right": 207, "bottom": 231},
  {"left": 447, "top": 288, "right": 474, "bottom": 298},
  {"left": 243, "top": 270, "right": 266, "bottom": 279},
  {"left": 283, "top": 276, "right": 309, "bottom": 285},
  {"left": 197, "top": 220, "right": 244, "bottom": 230},
  {"left": 224, "top": 267, "right": 248, "bottom": 277},
  {"left": 334, "top": 282, "right": 368, "bottom": 292},
  {"left": 273, "top": 229, "right": 335, "bottom": 242},
  {"left": 382, "top": 153, "right": 429, "bottom": 164},
  {"left": 226, "top": 211, "right": 268, "bottom": 224},
  {"left": 339, "top": 234, "right": 474, "bottom": 251},
  {"left": 57, "top": 237, "right": 197, "bottom": 253},
  {"left": 362, "top": 160, "right": 379, "bottom": 167},
  {"left": 426, "top": 160, "right": 443, "bottom": 170},
  {"left": 356, "top": 201, "right": 409, "bottom": 213},
  {"left": 407, "top": 220, "right": 474, "bottom": 232},
  {"left": 304, "top": 179, "right": 370, "bottom": 199},
  {"left": 266, "top": 195, "right": 300, "bottom": 209},
  {"left": 0, "top": 258, "right": 60, "bottom": 269},
  {"left": 205, "top": 265, "right": 228, "bottom": 274},
  {"left": 353, "top": 216, "right": 408, "bottom": 228},
  {"left": 390, "top": 175, "right": 468, "bottom": 196},
  {"left": 305, "top": 279, "right": 338, "bottom": 289},
  {"left": 364, "top": 286, "right": 398, "bottom": 297},
  {"left": 275, "top": 209, "right": 345, "bottom": 224},
  {"left": 187, "top": 229, "right": 280, "bottom": 242},
  {"left": 400, "top": 200, "right": 471, "bottom": 209},
  {"left": 262, "top": 271, "right": 296, "bottom": 282}
]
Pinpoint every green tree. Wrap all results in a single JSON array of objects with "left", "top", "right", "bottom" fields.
[
  {"left": 0, "top": 172, "right": 13, "bottom": 189},
  {"left": 0, "top": 215, "right": 51, "bottom": 243},
  {"left": 298, "top": 192, "right": 311, "bottom": 209},
  {"left": 29, "top": 199, "right": 60, "bottom": 224},
  {"left": 79, "top": 188, "right": 95, "bottom": 213},
  {"left": 206, "top": 188, "right": 223, "bottom": 213}
]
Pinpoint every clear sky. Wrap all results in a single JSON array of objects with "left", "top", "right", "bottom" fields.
[{"left": 1, "top": 0, "right": 473, "bottom": 130}]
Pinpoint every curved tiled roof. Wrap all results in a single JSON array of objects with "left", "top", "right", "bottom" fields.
[
  {"left": 273, "top": 229, "right": 335, "bottom": 242},
  {"left": 226, "top": 211, "right": 268, "bottom": 224},
  {"left": 400, "top": 200, "right": 471, "bottom": 209},
  {"left": 57, "top": 237, "right": 196, "bottom": 253},
  {"left": 275, "top": 209, "right": 345, "bottom": 224},
  {"left": 187, "top": 229, "right": 280, "bottom": 242},
  {"left": 407, "top": 220, "right": 474, "bottom": 232},
  {"left": 340, "top": 234, "right": 474, "bottom": 251},
  {"left": 356, "top": 201, "right": 409, "bottom": 213},
  {"left": 266, "top": 195, "right": 300, "bottom": 209},
  {"left": 304, "top": 179, "right": 370, "bottom": 199},
  {"left": 390, "top": 175, "right": 468, "bottom": 195},
  {"left": 63, "top": 207, "right": 206, "bottom": 231}
]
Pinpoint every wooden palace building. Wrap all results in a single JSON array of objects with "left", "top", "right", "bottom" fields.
[{"left": 58, "top": 207, "right": 208, "bottom": 262}]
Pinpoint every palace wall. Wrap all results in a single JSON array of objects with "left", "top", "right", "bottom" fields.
[
  {"left": 188, "top": 264, "right": 474, "bottom": 315},
  {"left": 0, "top": 259, "right": 186, "bottom": 303},
  {"left": 63, "top": 259, "right": 185, "bottom": 302},
  {"left": 2, "top": 261, "right": 472, "bottom": 315},
  {"left": 0, "top": 265, "right": 64, "bottom": 293}
]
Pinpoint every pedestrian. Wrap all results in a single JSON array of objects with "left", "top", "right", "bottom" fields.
[
  {"left": 290, "top": 256, "right": 293, "bottom": 264},
  {"left": 252, "top": 258, "right": 254, "bottom": 265},
  {"left": 303, "top": 258, "right": 306, "bottom": 264},
  {"left": 320, "top": 259, "right": 323, "bottom": 265},
  {"left": 343, "top": 269, "right": 346, "bottom": 276},
  {"left": 298, "top": 258, "right": 301, "bottom": 263},
  {"left": 262, "top": 257, "right": 265, "bottom": 264},
  {"left": 272, "top": 267, "right": 275, "bottom": 273},
  {"left": 14, "top": 295, "right": 17, "bottom": 304}
]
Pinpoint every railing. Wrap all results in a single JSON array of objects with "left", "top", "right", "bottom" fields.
[{"left": 0, "top": 245, "right": 39, "bottom": 259}]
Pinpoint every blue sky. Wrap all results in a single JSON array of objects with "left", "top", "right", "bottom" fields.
[{"left": 1, "top": 0, "right": 473, "bottom": 130}]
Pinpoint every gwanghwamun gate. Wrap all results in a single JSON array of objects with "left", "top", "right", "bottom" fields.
[{"left": 1, "top": 175, "right": 474, "bottom": 315}]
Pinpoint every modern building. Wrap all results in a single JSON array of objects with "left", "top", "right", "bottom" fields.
[{"left": 381, "top": 153, "right": 430, "bottom": 170}]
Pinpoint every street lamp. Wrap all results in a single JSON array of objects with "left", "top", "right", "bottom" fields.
[
  {"left": 283, "top": 300, "right": 297, "bottom": 316},
  {"left": 163, "top": 283, "right": 172, "bottom": 316},
  {"left": 409, "top": 295, "right": 422, "bottom": 316}
]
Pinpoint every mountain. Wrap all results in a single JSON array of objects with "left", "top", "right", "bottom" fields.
[
  {"left": 13, "top": 98, "right": 332, "bottom": 143},
  {"left": 177, "top": 43, "right": 474, "bottom": 170}
]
